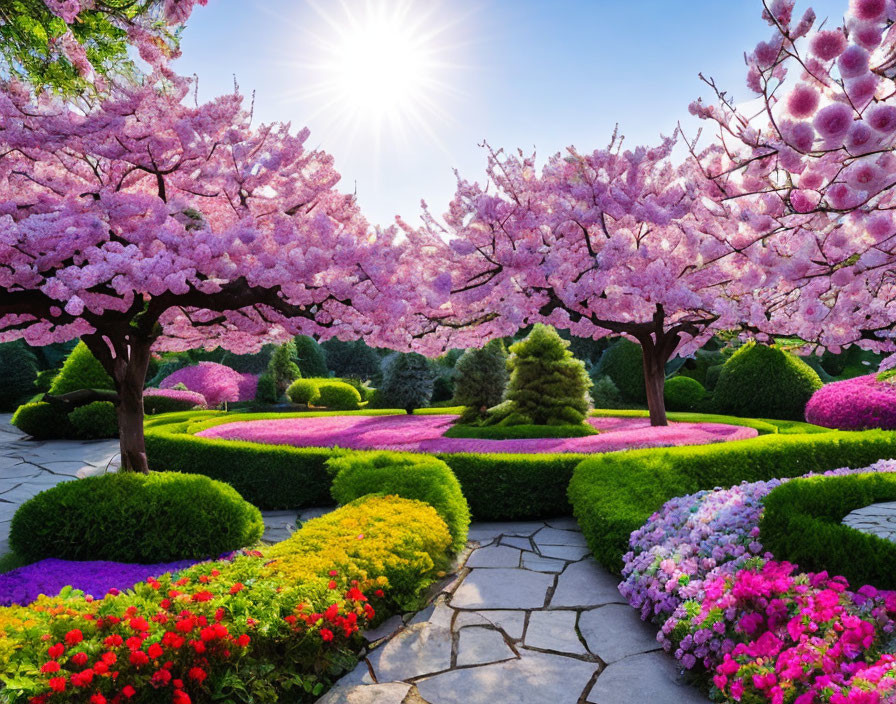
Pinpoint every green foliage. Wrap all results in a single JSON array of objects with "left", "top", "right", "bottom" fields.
[
  {"left": 760, "top": 473, "right": 896, "bottom": 590},
  {"left": 11, "top": 402, "right": 73, "bottom": 439},
  {"left": 0, "top": 341, "right": 39, "bottom": 411},
  {"left": 704, "top": 364, "right": 724, "bottom": 391},
  {"left": 444, "top": 423, "right": 597, "bottom": 439},
  {"left": 48, "top": 341, "right": 114, "bottom": 395},
  {"left": 69, "top": 400, "right": 118, "bottom": 439},
  {"left": 218, "top": 345, "right": 275, "bottom": 374},
  {"left": 294, "top": 336, "right": 329, "bottom": 378},
  {"left": 267, "top": 341, "right": 302, "bottom": 397},
  {"left": 568, "top": 429, "right": 896, "bottom": 574},
  {"left": 287, "top": 378, "right": 323, "bottom": 405},
  {"left": 453, "top": 340, "right": 509, "bottom": 413},
  {"left": 146, "top": 354, "right": 192, "bottom": 387},
  {"left": 255, "top": 372, "right": 278, "bottom": 403},
  {"left": 677, "top": 348, "right": 724, "bottom": 386},
  {"left": 664, "top": 376, "right": 705, "bottom": 411},
  {"left": 143, "top": 393, "right": 204, "bottom": 415},
  {"left": 713, "top": 342, "right": 823, "bottom": 420},
  {"left": 431, "top": 373, "right": 455, "bottom": 403},
  {"left": 380, "top": 353, "right": 435, "bottom": 413},
  {"left": 10, "top": 472, "right": 264, "bottom": 563},
  {"left": 589, "top": 374, "right": 624, "bottom": 409},
  {"left": 596, "top": 339, "right": 645, "bottom": 402},
  {"left": 33, "top": 368, "right": 59, "bottom": 393},
  {"left": 322, "top": 339, "right": 382, "bottom": 382},
  {"left": 317, "top": 381, "right": 362, "bottom": 410},
  {"left": 327, "top": 452, "right": 470, "bottom": 552},
  {"left": 489, "top": 324, "right": 591, "bottom": 426}
]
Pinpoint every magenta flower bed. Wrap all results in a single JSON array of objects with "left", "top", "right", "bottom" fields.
[
  {"left": 237, "top": 372, "right": 259, "bottom": 402},
  {"left": 159, "top": 362, "right": 244, "bottom": 407},
  {"left": 196, "top": 414, "right": 757, "bottom": 454},
  {"left": 143, "top": 387, "right": 207, "bottom": 407},
  {"left": 805, "top": 373, "right": 896, "bottom": 430}
]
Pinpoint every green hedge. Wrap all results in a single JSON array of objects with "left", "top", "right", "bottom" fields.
[
  {"left": 11, "top": 402, "right": 74, "bottom": 439},
  {"left": 47, "top": 341, "right": 114, "bottom": 395},
  {"left": 444, "top": 423, "right": 597, "bottom": 439},
  {"left": 568, "top": 429, "right": 896, "bottom": 574},
  {"left": 10, "top": 471, "right": 264, "bottom": 563},
  {"left": 760, "top": 473, "right": 896, "bottom": 590},
  {"left": 69, "top": 400, "right": 118, "bottom": 439}
]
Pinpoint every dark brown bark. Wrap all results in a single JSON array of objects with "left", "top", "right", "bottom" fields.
[{"left": 641, "top": 343, "right": 669, "bottom": 427}]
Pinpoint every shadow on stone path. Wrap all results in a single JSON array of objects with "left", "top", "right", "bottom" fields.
[{"left": 319, "top": 519, "right": 710, "bottom": 704}]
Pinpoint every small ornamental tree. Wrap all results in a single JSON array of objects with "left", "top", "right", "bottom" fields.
[
  {"left": 453, "top": 339, "right": 509, "bottom": 415},
  {"left": 381, "top": 353, "right": 435, "bottom": 414},
  {"left": 490, "top": 324, "right": 591, "bottom": 426},
  {"left": 294, "top": 335, "right": 329, "bottom": 378},
  {"left": 267, "top": 341, "right": 302, "bottom": 398},
  {"left": 0, "top": 73, "right": 413, "bottom": 471}
]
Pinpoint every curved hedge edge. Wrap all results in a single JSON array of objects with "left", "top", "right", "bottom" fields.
[
  {"left": 568, "top": 429, "right": 896, "bottom": 575},
  {"left": 760, "top": 472, "right": 896, "bottom": 590},
  {"left": 588, "top": 408, "right": 783, "bottom": 435}
]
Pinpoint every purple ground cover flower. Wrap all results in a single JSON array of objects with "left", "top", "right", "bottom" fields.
[
  {"left": 805, "top": 373, "right": 896, "bottom": 430},
  {"left": 196, "top": 414, "right": 757, "bottom": 454}
]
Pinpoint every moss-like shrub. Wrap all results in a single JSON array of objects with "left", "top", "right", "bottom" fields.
[
  {"left": 69, "top": 400, "right": 118, "bottom": 439},
  {"left": 322, "top": 339, "right": 383, "bottom": 382},
  {"left": 664, "top": 376, "right": 705, "bottom": 411},
  {"left": 596, "top": 339, "right": 645, "bottom": 402},
  {"left": 47, "top": 341, "right": 114, "bottom": 395},
  {"left": 444, "top": 423, "right": 596, "bottom": 439},
  {"left": 380, "top": 353, "right": 434, "bottom": 414},
  {"left": 317, "top": 381, "right": 362, "bottom": 410},
  {"left": 761, "top": 472, "right": 896, "bottom": 590},
  {"left": 0, "top": 342, "right": 39, "bottom": 411},
  {"left": 9, "top": 472, "right": 264, "bottom": 563},
  {"left": 453, "top": 340, "right": 508, "bottom": 413},
  {"left": 11, "top": 402, "right": 73, "bottom": 439},
  {"left": 255, "top": 372, "right": 278, "bottom": 403},
  {"left": 294, "top": 335, "right": 329, "bottom": 378},
  {"left": 286, "top": 378, "right": 323, "bottom": 405},
  {"left": 713, "top": 342, "right": 822, "bottom": 420},
  {"left": 327, "top": 452, "right": 470, "bottom": 552}
]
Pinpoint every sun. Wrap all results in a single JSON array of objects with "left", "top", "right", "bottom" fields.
[{"left": 284, "top": 0, "right": 461, "bottom": 152}]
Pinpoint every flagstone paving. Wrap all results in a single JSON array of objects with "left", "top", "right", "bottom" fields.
[
  {"left": 319, "top": 518, "right": 711, "bottom": 704},
  {"left": 842, "top": 501, "right": 896, "bottom": 542}
]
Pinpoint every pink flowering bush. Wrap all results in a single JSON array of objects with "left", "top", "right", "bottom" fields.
[
  {"left": 805, "top": 374, "right": 896, "bottom": 430},
  {"left": 159, "top": 363, "right": 244, "bottom": 408},
  {"left": 237, "top": 373, "right": 259, "bottom": 402},
  {"left": 143, "top": 387, "right": 207, "bottom": 415}
]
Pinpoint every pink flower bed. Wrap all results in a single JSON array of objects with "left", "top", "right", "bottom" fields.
[
  {"left": 159, "top": 362, "right": 244, "bottom": 407},
  {"left": 144, "top": 387, "right": 207, "bottom": 406},
  {"left": 237, "top": 373, "right": 259, "bottom": 402},
  {"left": 196, "top": 414, "right": 757, "bottom": 454},
  {"left": 805, "top": 373, "right": 896, "bottom": 430}
]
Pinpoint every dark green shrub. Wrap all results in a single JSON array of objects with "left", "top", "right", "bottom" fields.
[
  {"left": 9, "top": 471, "right": 264, "bottom": 563},
  {"left": 713, "top": 342, "right": 822, "bottom": 420},
  {"left": 664, "top": 376, "right": 705, "bottom": 411},
  {"left": 294, "top": 336, "right": 329, "bottom": 378},
  {"left": 676, "top": 348, "right": 724, "bottom": 387},
  {"left": 431, "top": 373, "right": 455, "bottom": 403},
  {"left": 11, "top": 402, "right": 73, "bottom": 439},
  {"left": 48, "top": 341, "right": 114, "bottom": 395},
  {"left": 328, "top": 451, "right": 470, "bottom": 551},
  {"left": 286, "top": 378, "right": 323, "bottom": 405},
  {"left": 704, "top": 364, "right": 724, "bottom": 391},
  {"left": 380, "top": 353, "right": 434, "bottom": 413},
  {"left": 267, "top": 341, "right": 301, "bottom": 397},
  {"left": 219, "top": 345, "right": 275, "bottom": 374},
  {"left": 147, "top": 354, "right": 192, "bottom": 387},
  {"left": 568, "top": 429, "right": 896, "bottom": 574},
  {"left": 489, "top": 324, "right": 591, "bottom": 426},
  {"left": 453, "top": 340, "right": 508, "bottom": 413},
  {"left": 255, "top": 372, "right": 278, "bottom": 403},
  {"left": 69, "top": 400, "right": 118, "bottom": 439},
  {"left": 760, "top": 472, "right": 896, "bottom": 590},
  {"left": 317, "top": 381, "right": 362, "bottom": 410},
  {"left": 322, "top": 339, "right": 382, "bottom": 382},
  {"left": 0, "top": 341, "right": 39, "bottom": 411},
  {"left": 33, "top": 368, "right": 59, "bottom": 393},
  {"left": 444, "top": 423, "right": 596, "bottom": 439},
  {"left": 342, "top": 377, "right": 375, "bottom": 402},
  {"left": 596, "top": 339, "right": 645, "bottom": 402},
  {"left": 589, "top": 374, "right": 626, "bottom": 409}
]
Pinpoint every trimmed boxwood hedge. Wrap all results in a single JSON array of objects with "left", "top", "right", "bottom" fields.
[
  {"left": 760, "top": 473, "right": 896, "bottom": 590},
  {"left": 567, "top": 429, "right": 896, "bottom": 574},
  {"left": 443, "top": 423, "right": 597, "bottom": 439}
]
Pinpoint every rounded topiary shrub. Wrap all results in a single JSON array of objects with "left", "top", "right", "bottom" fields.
[
  {"left": 11, "top": 402, "right": 73, "bottom": 439},
  {"left": 596, "top": 339, "right": 645, "bottom": 402},
  {"left": 804, "top": 373, "right": 896, "bottom": 430},
  {"left": 10, "top": 472, "right": 264, "bottom": 563},
  {"left": 143, "top": 387, "right": 207, "bottom": 415},
  {"left": 327, "top": 452, "right": 470, "bottom": 552},
  {"left": 317, "top": 381, "right": 362, "bottom": 410},
  {"left": 0, "top": 342, "right": 39, "bottom": 411},
  {"left": 69, "top": 401, "right": 118, "bottom": 439},
  {"left": 664, "top": 375, "right": 705, "bottom": 411},
  {"left": 713, "top": 342, "right": 822, "bottom": 420},
  {"left": 48, "top": 341, "right": 114, "bottom": 395},
  {"left": 286, "top": 378, "right": 322, "bottom": 405}
]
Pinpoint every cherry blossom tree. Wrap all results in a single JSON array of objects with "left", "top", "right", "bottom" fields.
[
  {"left": 407, "top": 134, "right": 766, "bottom": 426},
  {"left": 0, "top": 73, "right": 414, "bottom": 471},
  {"left": 688, "top": 0, "right": 896, "bottom": 359}
]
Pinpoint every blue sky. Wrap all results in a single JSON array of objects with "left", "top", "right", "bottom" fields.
[{"left": 176, "top": 0, "right": 847, "bottom": 227}]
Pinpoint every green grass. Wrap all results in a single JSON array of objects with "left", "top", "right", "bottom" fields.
[{"left": 444, "top": 423, "right": 598, "bottom": 439}]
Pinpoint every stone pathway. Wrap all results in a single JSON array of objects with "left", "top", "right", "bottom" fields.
[
  {"left": 319, "top": 519, "right": 709, "bottom": 704},
  {"left": 843, "top": 502, "right": 896, "bottom": 541}
]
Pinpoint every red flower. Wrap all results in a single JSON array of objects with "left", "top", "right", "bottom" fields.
[
  {"left": 94, "top": 662, "right": 109, "bottom": 675},
  {"left": 229, "top": 583, "right": 244, "bottom": 594},
  {"left": 129, "top": 650, "right": 149, "bottom": 667},
  {"left": 47, "top": 643, "right": 64, "bottom": 659},
  {"left": 65, "top": 630, "right": 84, "bottom": 646},
  {"left": 90, "top": 694, "right": 107, "bottom": 704},
  {"left": 125, "top": 637, "right": 143, "bottom": 651},
  {"left": 328, "top": 570, "right": 338, "bottom": 577},
  {"left": 147, "top": 643, "right": 163, "bottom": 659},
  {"left": 71, "top": 668, "right": 94, "bottom": 687},
  {"left": 103, "top": 635, "right": 123, "bottom": 648},
  {"left": 48, "top": 677, "right": 66, "bottom": 693},
  {"left": 40, "top": 661, "right": 61, "bottom": 674},
  {"left": 129, "top": 617, "right": 149, "bottom": 632},
  {"left": 101, "top": 652, "right": 117, "bottom": 666},
  {"left": 175, "top": 618, "right": 194, "bottom": 633},
  {"left": 187, "top": 667, "right": 207, "bottom": 684},
  {"left": 327, "top": 581, "right": 337, "bottom": 590},
  {"left": 324, "top": 604, "right": 340, "bottom": 621},
  {"left": 121, "top": 685, "right": 136, "bottom": 698},
  {"left": 162, "top": 632, "right": 184, "bottom": 649},
  {"left": 173, "top": 690, "right": 191, "bottom": 704},
  {"left": 236, "top": 634, "right": 250, "bottom": 647},
  {"left": 214, "top": 607, "right": 225, "bottom": 623},
  {"left": 345, "top": 587, "right": 367, "bottom": 602},
  {"left": 320, "top": 628, "right": 334, "bottom": 642},
  {"left": 374, "top": 589, "right": 385, "bottom": 598},
  {"left": 192, "top": 591, "right": 213, "bottom": 603},
  {"left": 150, "top": 668, "right": 172, "bottom": 687}
]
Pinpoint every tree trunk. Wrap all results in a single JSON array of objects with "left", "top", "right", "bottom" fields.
[{"left": 642, "top": 345, "right": 668, "bottom": 427}]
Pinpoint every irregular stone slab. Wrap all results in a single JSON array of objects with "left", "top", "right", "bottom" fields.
[
  {"left": 409, "top": 599, "right": 454, "bottom": 628},
  {"left": 467, "top": 522, "right": 545, "bottom": 543},
  {"left": 550, "top": 560, "right": 625, "bottom": 608},
  {"left": 298, "top": 506, "right": 332, "bottom": 523},
  {"left": 452, "top": 568, "right": 553, "bottom": 610},
  {"left": 261, "top": 510, "right": 298, "bottom": 544},
  {"left": 317, "top": 682, "right": 411, "bottom": 704},
  {"left": 453, "top": 611, "right": 490, "bottom": 630},
  {"left": 521, "top": 553, "right": 567, "bottom": 573},
  {"left": 524, "top": 610, "right": 588, "bottom": 655},
  {"left": 456, "top": 626, "right": 516, "bottom": 667},
  {"left": 578, "top": 605, "right": 660, "bottom": 662},
  {"left": 477, "top": 610, "right": 526, "bottom": 640},
  {"left": 364, "top": 615, "right": 405, "bottom": 643},
  {"left": 417, "top": 649, "right": 597, "bottom": 704},
  {"left": 545, "top": 517, "right": 579, "bottom": 531},
  {"left": 365, "top": 623, "right": 452, "bottom": 681},
  {"left": 501, "top": 536, "right": 534, "bottom": 551},
  {"left": 537, "top": 544, "right": 591, "bottom": 561},
  {"left": 465, "top": 545, "right": 521, "bottom": 568},
  {"left": 586, "top": 652, "right": 709, "bottom": 704},
  {"left": 532, "top": 527, "right": 589, "bottom": 547}
]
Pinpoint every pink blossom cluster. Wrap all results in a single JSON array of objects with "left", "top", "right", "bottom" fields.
[
  {"left": 237, "top": 373, "right": 259, "bottom": 402},
  {"left": 159, "top": 362, "right": 245, "bottom": 407},
  {"left": 143, "top": 387, "right": 207, "bottom": 408},
  {"left": 805, "top": 373, "right": 896, "bottom": 430},
  {"left": 195, "top": 414, "right": 757, "bottom": 454}
]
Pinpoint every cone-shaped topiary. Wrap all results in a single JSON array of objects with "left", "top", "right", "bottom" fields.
[
  {"left": 294, "top": 335, "right": 329, "bottom": 378},
  {"left": 714, "top": 341, "right": 822, "bottom": 420},
  {"left": 490, "top": 324, "right": 591, "bottom": 426},
  {"left": 47, "top": 340, "right": 114, "bottom": 395},
  {"left": 381, "top": 352, "right": 435, "bottom": 414},
  {"left": 266, "top": 341, "right": 301, "bottom": 398},
  {"left": 453, "top": 339, "right": 509, "bottom": 413}
]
